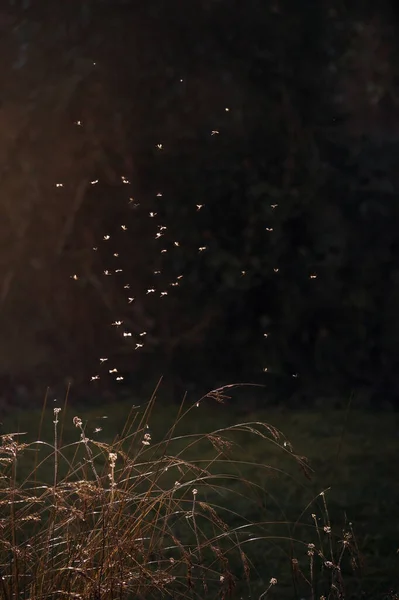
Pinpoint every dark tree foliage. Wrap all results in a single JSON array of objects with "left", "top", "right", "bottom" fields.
[{"left": 1, "top": 0, "right": 399, "bottom": 408}]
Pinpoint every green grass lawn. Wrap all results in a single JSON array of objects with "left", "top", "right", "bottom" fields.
[{"left": 1, "top": 395, "right": 398, "bottom": 598}]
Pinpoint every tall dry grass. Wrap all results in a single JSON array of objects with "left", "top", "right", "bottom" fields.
[{"left": 0, "top": 387, "right": 361, "bottom": 599}]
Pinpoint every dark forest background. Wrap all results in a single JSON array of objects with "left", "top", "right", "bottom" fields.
[{"left": 2, "top": 0, "right": 399, "bottom": 410}]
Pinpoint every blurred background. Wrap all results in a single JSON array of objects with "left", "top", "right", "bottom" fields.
[{"left": 1, "top": 0, "right": 399, "bottom": 411}]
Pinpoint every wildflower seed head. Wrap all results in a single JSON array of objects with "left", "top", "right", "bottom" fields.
[
  {"left": 142, "top": 432, "right": 151, "bottom": 445},
  {"left": 270, "top": 577, "right": 277, "bottom": 585},
  {"left": 307, "top": 542, "right": 315, "bottom": 555},
  {"left": 73, "top": 416, "right": 82, "bottom": 428},
  {"left": 109, "top": 452, "right": 117, "bottom": 467}
]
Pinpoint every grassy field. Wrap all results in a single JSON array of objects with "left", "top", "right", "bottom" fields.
[{"left": 0, "top": 391, "right": 398, "bottom": 598}]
